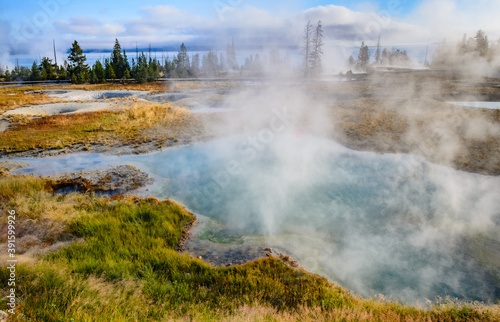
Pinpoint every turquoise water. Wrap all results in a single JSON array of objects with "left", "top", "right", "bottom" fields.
[
  {"left": 448, "top": 101, "right": 500, "bottom": 109},
  {"left": 11, "top": 135, "right": 500, "bottom": 303}
]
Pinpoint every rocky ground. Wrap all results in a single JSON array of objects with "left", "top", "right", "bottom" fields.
[
  {"left": 0, "top": 139, "right": 190, "bottom": 159},
  {"left": 180, "top": 214, "right": 303, "bottom": 268},
  {"left": 0, "top": 160, "right": 29, "bottom": 172},
  {"left": 0, "top": 165, "right": 154, "bottom": 264},
  {"left": 47, "top": 164, "right": 154, "bottom": 194}
]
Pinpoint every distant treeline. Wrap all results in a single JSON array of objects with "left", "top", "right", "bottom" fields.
[
  {"left": 347, "top": 37, "right": 410, "bottom": 72},
  {"left": 0, "top": 38, "right": 290, "bottom": 84},
  {"left": 432, "top": 30, "right": 500, "bottom": 70}
]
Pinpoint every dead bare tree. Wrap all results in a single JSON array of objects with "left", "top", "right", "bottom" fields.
[
  {"left": 310, "top": 20, "right": 324, "bottom": 75},
  {"left": 303, "top": 21, "right": 313, "bottom": 76}
]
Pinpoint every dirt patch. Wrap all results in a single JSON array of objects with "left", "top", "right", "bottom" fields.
[
  {"left": 0, "top": 216, "right": 76, "bottom": 262},
  {"left": 40, "top": 89, "right": 151, "bottom": 101},
  {"left": 3, "top": 101, "right": 117, "bottom": 116},
  {"left": 0, "top": 118, "right": 9, "bottom": 133},
  {"left": 175, "top": 217, "right": 197, "bottom": 253},
  {"left": 0, "top": 160, "right": 28, "bottom": 173},
  {"left": 0, "top": 137, "right": 198, "bottom": 159}
]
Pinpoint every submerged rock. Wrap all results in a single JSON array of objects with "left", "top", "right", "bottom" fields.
[{"left": 48, "top": 165, "right": 154, "bottom": 194}]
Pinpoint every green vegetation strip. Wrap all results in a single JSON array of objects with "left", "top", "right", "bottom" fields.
[{"left": 0, "top": 174, "right": 497, "bottom": 321}]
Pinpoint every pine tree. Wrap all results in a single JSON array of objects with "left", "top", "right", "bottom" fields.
[
  {"left": 67, "top": 40, "right": 89, "bottom": 84},
  {"left": 226, "top": 38, "right": 238, "bottom": 70},
  {"left": 59, "top": 66, "right": 67, "bottom": 80},
  {"left": 30, "top": 61, "right": 40, "bottom": 81},
  {"left": 111, "top": 39, "right": 124, "bottom": 79},
  {"left": 105, "top": 62, "right": 116, "bottom": 80},
  {"left": 134, "top": 52, "right": 149, "bottom": 83},
  {"left": 175, "top": 43, "right": 190, "bottom": 77},
  {"left": 90, "top": 70, "right": 98, "bottom": 84},
  {"left": 123, "top": 69, "right": 131, "bottom": 80},
  {"left": 191, "top": 53, "right": 200, "bottom": 77},
  {"left": 475, "top": 30, "right": 489, "bottom": 57},
  {"left": 458, "top": 34, "right": 469, "bottom": 54},
  {"left": 123, "top": 50, "right": 131, "bottom": 79},
  {"left": 163, "top": 58, "right": 175, "bottom": 78},
  {"left": 357, "top": 42, "right": 370, "bottom": 70},
  {"left": 93, "top": 60, "right": 106, "bottom": 83},
  {"left": 375, "top": 36, "right": 381, "bottom": 65},
  {"left": 219, "top": 53, "right": 225, "bottom": 71},
  {"left": 202, "top": 51, "right": 218, "bottom": 76},
  {"left": 147, "top": 57, "right": 160, "bottom": 82},
  {"left": 348, "top": 56, "right": 355, "bottom": 68},
  {"left": 381, "top": 48, "right": 389, "bottom": 65},
  {"left": 4, "top": 68, "right": 11, "bottom": 82},
  {"left": 40, "top": 57, "right": 57, "bottom": 80}
]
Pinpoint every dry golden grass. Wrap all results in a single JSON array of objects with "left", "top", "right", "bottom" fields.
[
  {"left": 0, "top": 174, "right": 90, "bottom": 222},
  {"left": 333, "top": 98, "right": 408, "bottom": 139},
  {"left": 0, "top": 101, "right": 203, "bottom": 153},
  {"left": 329, "top": 95, "right": 500, "bottom": 175},
  {"left": 168, "top": 80, "right": 240, "bottom": 91},
  {"left": 0, "top": 82, "right": 170, "bottom": 116},
  {"left": 0, "top": 86, "right": 63, "bottom": 114}
]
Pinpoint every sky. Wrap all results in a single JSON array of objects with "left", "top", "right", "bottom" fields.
[{"left": 0, "top": 0, "right": 499, "bottom": 67}]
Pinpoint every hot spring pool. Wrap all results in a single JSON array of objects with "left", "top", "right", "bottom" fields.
[
  {"left": 448, "top": 101, "right": 500, "bottom": 109},
  {"left": 11, "top": 135, "right": 500, "bottom": 304}
]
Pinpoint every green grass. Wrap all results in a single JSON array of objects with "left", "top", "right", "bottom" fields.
[{"left": 0, "top": 174, "right": 498, "bottom": 321}]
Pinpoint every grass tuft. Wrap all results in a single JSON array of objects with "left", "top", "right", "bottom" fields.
[{"left": 0, "top": 174, "right": 498, "bottom": 321}]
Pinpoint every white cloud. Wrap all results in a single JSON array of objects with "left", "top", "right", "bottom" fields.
[
  {"left": 55, "top": 17, "right": 125, "bottom": 36},
  {"left": 49, "top": 5, "right": 431, "bottom": 50},
  {"left": 301, "top": 5, "right": 427, "bottom": 46},
  {"left": 408, "top": 0, "right": 500, "bottom": 43},
  {"left": 125, "top": 5, "right": 205, "bottom": 35},
  {"left": 5, "top": 1, "right": 498, "bottom": 67}
]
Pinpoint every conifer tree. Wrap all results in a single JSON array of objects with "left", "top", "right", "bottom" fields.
[
  {"left": 348, "top": 55, "right": 355, "bottom": 68},
  {"left": 40, "top": 57, "right": 57, "bottom": 80},
  {"left": 226, "top": 38, "right": 238, "bottom": 70},
  {"left": 175, "top": 43, "right": 190, "bottom": 77},
  {"left": 93, "top": 60, "right": 106, "bottom": 83},
  {"left": 111, "top": 39, "right": 125, "bottom": 79},
  {"left": 30, "top": 61, "right": 40, "bottom": 81},
  {"left": 105, "top": 58, "right": 116, "bottom": 81},
  {"left": 475, "top": 30, "right": 489, "bottom": 57},
  {"left": 59, "top": 64, "right": 68, "bottom": 80},
  {"left": 357, "top": 42, "right": 370, "bottom": 70},
  {"left": 67, "top": 40, "right": 89, "bottom": 83},
  {"left": 375, "top": 36, "right": 381, "bottom": 65},
  {"left": 191, "top": 53, "right": 200, "bottom": 77},
  {"left": 122, "top": 49, "right": 131, "bottom": 78}
]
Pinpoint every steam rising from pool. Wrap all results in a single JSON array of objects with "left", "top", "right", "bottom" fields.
[{"left": 14, "top": 135, "right": 500, "bottom": 304}]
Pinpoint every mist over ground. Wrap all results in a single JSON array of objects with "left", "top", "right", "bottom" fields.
[
  {"left": 12, "top": 76, "right": 500, "bottom": 304},
  {"left": 185, "top": 80, "right": 500, "bottom": 303}
]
